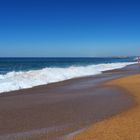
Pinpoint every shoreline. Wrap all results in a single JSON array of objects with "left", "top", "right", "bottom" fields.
[
  {"left": 0, "top": 62, "right": 135, "bottom": 94},
  {"left": 0, "top": 64, "right": 139, "bottom": 139},
  {"left": 71, "top": 67, "right": 140, "bottom": 140}
]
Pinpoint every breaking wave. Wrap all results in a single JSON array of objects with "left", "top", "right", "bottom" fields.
[{"left": 0, "top": 62, "right": 135, "bottom": 93}]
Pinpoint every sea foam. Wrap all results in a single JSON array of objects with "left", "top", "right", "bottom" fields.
[{"left": 0, "top": 62, "right": 135, "bottom": 93}]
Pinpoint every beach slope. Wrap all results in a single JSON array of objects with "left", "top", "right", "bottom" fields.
[{"left": 72, "top": 74, "right": 140, "bottom": 140}]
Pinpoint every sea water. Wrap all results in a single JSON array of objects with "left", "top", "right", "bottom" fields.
[{"left": 0, "top": 57, "right": 136, "bottom": 93}]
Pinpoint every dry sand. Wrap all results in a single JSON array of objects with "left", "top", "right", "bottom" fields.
[{"left": 72, "top": 74, "right": 140, "bottom": 140}]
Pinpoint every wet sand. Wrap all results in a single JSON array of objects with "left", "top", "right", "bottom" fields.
[
  {"left": 72, "top": 67, "right": 140, "bottom": 140},
  {"left": 0, "top": 64, "right": 140, "bottom": 140}
]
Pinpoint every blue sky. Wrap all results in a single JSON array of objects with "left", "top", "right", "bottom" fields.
[{"left": 0, "top": 0, "right": 140, "bottom": 57}]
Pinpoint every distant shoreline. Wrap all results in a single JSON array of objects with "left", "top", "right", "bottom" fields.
[{"left": 0, "top": 56, "right": 136, "bottom": 58}]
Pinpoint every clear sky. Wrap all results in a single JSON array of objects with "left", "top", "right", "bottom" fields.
[{"left": 0, "top": 0, "right": 140, "bottom": 57}]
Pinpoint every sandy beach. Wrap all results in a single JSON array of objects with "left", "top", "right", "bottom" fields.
[
  {"left": 72, "top": 66, "right": 140, "bottom": 140},
  {"left": 0, "top": 64, "right": 140, "bottom": 140},
  {"left": 1, "top": 0, "right": 139, "bottom": 139}
]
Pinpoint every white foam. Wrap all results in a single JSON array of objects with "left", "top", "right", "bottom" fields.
[{"left": 0, "top": 62, "right": 135, "bottom": 93}]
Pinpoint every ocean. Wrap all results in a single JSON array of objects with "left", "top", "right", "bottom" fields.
[{"left": 0, "top": 57, "right": 136, "bottom": 93}]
